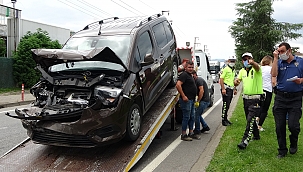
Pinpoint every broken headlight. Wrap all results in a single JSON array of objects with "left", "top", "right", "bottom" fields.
[{"left": 94, "top": 86, "right": 122, "bottom": 105}]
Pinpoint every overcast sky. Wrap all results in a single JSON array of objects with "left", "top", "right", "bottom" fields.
[{"left": 2, "top": 0, "right": 303, "bottom": 60}]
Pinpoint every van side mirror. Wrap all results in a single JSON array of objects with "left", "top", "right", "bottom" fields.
[{"left": 140, "top": 53, "right": 154, "bottom": 66}]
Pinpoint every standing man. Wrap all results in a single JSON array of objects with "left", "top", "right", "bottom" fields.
[
  {"left": 271, "top": 42, "right": 303, "bottom": 158},
  {"left": 220, "top": 56, "right": 237, "bottom": 126},
  {"left": 235, "top": 52, "right": 263, "bottom": 149},
  {"left": 176, "top": 60, "right": 197, "bottom": 141},
  {"left": 192, "top": 70, "right": 211, "bottom": 138}
]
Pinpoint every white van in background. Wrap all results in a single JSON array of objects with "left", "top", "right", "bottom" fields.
[{"left": 194, "top": 49, "right": 214, "bottom": 107}]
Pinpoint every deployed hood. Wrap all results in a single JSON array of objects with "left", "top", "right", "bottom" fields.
[{"left": 31, "top": 47, "right": 128, "bottom": 71}]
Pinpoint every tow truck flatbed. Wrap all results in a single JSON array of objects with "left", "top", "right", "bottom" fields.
[{"left": 0, "top": 88, "right": 179, "bottom": 172}]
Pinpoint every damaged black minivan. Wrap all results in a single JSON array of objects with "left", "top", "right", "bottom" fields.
[{"left": 6, "top": 14, "right": 179, "bottom": 147}]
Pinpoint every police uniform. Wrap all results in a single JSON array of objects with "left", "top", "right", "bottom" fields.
[
  {"left": 274, "top": 56, "right": 303, "bottom": 156},
  {"left": 237, "top": 63, "right": 263, "bottom": 148},
  {"left": 220, "top": 64, "right": 236, "bottom": 125}
]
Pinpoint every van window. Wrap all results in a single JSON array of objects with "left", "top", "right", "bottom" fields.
[
  {"left": 135, "top": 31, "right": 153, "bottom": 62},
  {"left": 196, "top": 56, "right": 200, "bottom": 67},
  {"left": 163, "top": 21, "right": 173, "bottom": 42},
  {"left": 152, "top": 22, "right": 167, "bottom": 48}
]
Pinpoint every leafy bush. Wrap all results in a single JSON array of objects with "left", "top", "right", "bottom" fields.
[
  {"left": 12, "top": 28, "right": 62, "bottom": 88},
  {"left": 0, "top": 38, "right": 6, "bottom": 57}
]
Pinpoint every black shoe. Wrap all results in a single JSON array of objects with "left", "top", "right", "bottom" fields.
[
  {"left": 252, "top": 136, "right": 260, "bottom": 140},
  {"left": 181, "top": 134, "right": 193, "bottom": 141},
  {"left": 189, "top": 133, "right": 201, "bottom": 140},
  {"left": 226, "top": 120, "right": 232, "bottom": 125},
  {"left": 201, "top": 126, "right": 210, "bottom": 133},
  {"left": 290, "top": 147, "right": 298, "bottom": 154},
  {"left": 237, "top": 142, "right": 247, "bottom": 149},
  {"left": 222, "top": 120, "right": 230, "bottom": 126},
  {"left": 277, "top": 154, "right": 286, "bottom": 158}
]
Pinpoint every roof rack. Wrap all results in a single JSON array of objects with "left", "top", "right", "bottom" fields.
[
  {"left": 83, "top": 17, "right": 119, "bottom": 30},
  {"left": 136, "top": 14, "right": 161, "bottom": 27}
]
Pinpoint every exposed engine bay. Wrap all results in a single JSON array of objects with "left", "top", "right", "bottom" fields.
[{"left": 9, "top": 69, "right": 125, "bottom": 121}]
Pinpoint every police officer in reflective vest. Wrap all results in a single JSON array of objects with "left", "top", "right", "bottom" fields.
[
  {"left": 219, "top": 56, "right": 237, "bottom": 126},
  {"left": 271, "top": 42, "right": 303, "bottom": 158},
  {"left": 234, "top": 52, "right": 263, "bottom": 149}
]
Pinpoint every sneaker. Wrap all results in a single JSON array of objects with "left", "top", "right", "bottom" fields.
[
  {"left": 181, "top": 134, "right": 193, "bottom": 141},
  {"left": 201, "top": 126, "right": 210, "bottom": 133},
  {"left": 222, "top": 120, "right": 230, "bottom": 126},
  {"left": 189, "top": 133, "right": 201, "bottom": 140},
  {"left": 237, "top": 142, "right": 247, "bottom": 149}
]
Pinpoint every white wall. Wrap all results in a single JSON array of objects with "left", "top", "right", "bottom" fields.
[{"left": 7, "top": 18, "right": 70, "bottom": 57}]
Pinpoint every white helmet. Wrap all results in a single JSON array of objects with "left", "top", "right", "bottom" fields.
[{"left": 228, "top": 56, "right": 237, "bottom": 61}]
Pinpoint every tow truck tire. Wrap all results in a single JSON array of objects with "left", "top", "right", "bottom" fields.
[
  {"left": 175, "top": 101, "right": 183, "bottom": 124},
  {"left": 125, "top": 104, "right": 142, "bottom": 141},
  {"left": 169, "top": 61, "right": 178, "bottom": 87}
]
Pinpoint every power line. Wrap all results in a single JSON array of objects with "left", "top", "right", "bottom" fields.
[
  {"left": 117, "top": 0, "right": 146, "bottom": 16},
  {"left": 138, "top": 0, "right": 158, "bottom": 12},
  {"left": 174, "top": 25, "right": 186, "bottom": 37},
  {"left": 110, "top": 0, "right": 140, "bottom": 16},
  {"left": 77, "top": 0, "right": 113, "bottom": 17},
  {"left": 57, "top": 0, "right": 101, "bottom": 19}
]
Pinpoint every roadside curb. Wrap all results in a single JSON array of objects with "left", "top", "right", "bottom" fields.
[{"left": 0, "top": 100, "right": 34, "bottom": 109}]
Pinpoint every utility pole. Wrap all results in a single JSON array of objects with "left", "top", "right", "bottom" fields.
[
  {"left": 194, "top": 37, "right": 200, "bottom": 50},
  {"left": 11, "top": 0, "right": 17, "bottom": 52},
  {"left": 203, "top": 45, "right": 207, "bottom": 52}
]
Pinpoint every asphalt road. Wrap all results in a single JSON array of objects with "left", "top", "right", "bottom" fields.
[
  {"left": 0, "top": 105, "right": 28, "bottom": 157},
  {"left": 0, "top": 83, "right": 227, "bottom": 171}
]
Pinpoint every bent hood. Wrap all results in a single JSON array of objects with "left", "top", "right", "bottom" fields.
[{"left": 31, "top": 47, "right": 128, "bottom": 71}]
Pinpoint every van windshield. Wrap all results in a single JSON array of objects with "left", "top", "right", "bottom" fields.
[{"left": 63, "top": 35, "right": 131, "bottom": 65}]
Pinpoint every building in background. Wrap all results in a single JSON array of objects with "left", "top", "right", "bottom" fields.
[{"left": 1, "top": 2, "right": 71, "bottom": 57}]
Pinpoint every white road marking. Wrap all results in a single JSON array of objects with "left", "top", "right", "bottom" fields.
[{"left": 142, "top": 98, "right": 222, "bottom": 171}]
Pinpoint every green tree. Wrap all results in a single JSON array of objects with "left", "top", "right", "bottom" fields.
[
  {"left": 229, "top": 0, "right": 303, "bottom": 63},
  {"left": 0, "top": 38, "right": 6, "bottom": 57},
  {"left": 13, "top": 28, "right": 61, "bottom": 88}
]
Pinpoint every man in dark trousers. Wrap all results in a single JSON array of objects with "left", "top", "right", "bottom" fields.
[
  {"left": 192, "top": 70, "right": 210, "bottom": 138},
  {"left": 220, "top": 56, "right": 237, "bottom": 126},
  {"left": 176, "top": 60, "right": 197, "bottom": 141},
  {"left": 234, "top": 52, "right": 263, "bottom": 150},
  {"left": 271, "top": 42, "right": 303, "bottom": 158}
]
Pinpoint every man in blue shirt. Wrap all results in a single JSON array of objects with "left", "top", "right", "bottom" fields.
[{"left": 271, "top": 42, "right": 303, "bottom": 158}]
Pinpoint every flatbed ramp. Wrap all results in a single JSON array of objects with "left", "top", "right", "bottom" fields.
[{"left": 0, "top": 88, "right": 179, "bottom": 172}]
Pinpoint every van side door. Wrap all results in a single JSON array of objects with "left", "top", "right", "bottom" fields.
[
  {"left": 134, "top": 29, "right": 159, "bottom": 110},
  {"left": 151, "top": 20, "right": 175, "bottom": 90}
]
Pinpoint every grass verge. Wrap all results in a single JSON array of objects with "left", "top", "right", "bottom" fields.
[
  {"left": 0, "top": 87, "right": 22, "bottom": 94},
  {"left": 206, "top": 96, "right": 303, "bottom": 172}
]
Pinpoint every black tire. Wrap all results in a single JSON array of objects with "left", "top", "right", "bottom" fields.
[
  {"left": 124, "top": 104, "right": 142, "bottom": 141},
  {"left": 169, "top": 61, "right": 178, "bottom": 87}
]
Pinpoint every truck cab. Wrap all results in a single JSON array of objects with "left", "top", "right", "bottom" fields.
[{"left": 209, "top": 60, "right": 221, "bottom": 83}]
